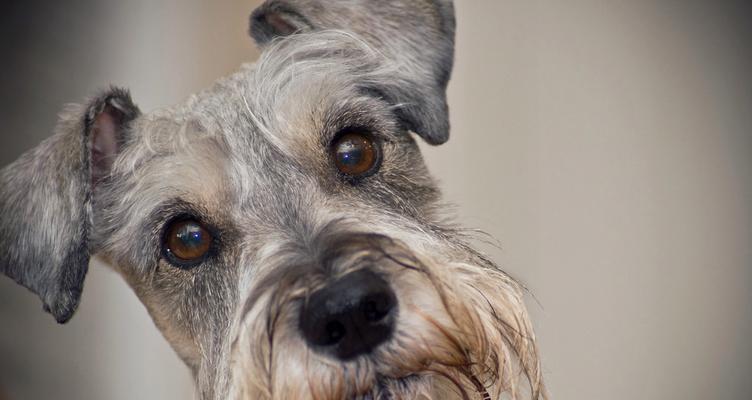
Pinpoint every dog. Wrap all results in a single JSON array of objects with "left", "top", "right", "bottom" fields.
[{"left": 0, "top": 1, "right": 544, "bottom": 399}]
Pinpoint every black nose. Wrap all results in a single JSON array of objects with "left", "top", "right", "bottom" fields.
[{"left": 299, "top": 270, "right": 397, "bottom": 360}]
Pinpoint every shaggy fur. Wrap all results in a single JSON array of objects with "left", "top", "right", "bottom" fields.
[{"left": 0, "top": 1, "right": 544, "bottom": 399}]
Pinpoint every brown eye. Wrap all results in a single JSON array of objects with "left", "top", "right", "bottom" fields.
[
  {"left": 332, "top": 132, "right": 380, "bottom": 177},
  {"left": 164, "top": 219, "right": 212, "bottom": 267}
]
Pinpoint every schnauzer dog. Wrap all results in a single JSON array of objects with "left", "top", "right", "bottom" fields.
[{"left": 0, "top": 1, "right": 544, "bottom": 399}]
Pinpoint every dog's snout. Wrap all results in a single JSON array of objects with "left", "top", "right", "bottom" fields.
[{"left": 299, "top": 269, "right": 397, "bottom": 360}]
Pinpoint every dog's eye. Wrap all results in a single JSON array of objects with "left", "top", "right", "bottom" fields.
[
  {"left": 332, "top": 131, "right": 380, "bottom": 178},
  {"left": 163, "top": 219, "right": 212, "bottom": 267}
]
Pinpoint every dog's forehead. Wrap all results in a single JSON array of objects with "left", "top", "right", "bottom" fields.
[
  {"left": 119, "top": 34, "right": 402, "bottom": 204},
  {"left": 132, "top": 36, "right": 389, "bottom": 177},
  {"left": 107, "top": 39, "right": 397, "bottom": 233},
  {"left": 195, "top": 34, "right": 388, "bottom": 145}
]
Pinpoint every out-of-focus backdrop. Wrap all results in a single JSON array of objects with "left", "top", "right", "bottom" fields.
[{"left": 1, "top": 1, "right": 750, "bottom": 399}]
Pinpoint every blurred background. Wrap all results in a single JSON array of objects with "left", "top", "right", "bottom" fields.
[{"left": 1, "top": 1, "right": 750, "bottom": 399}]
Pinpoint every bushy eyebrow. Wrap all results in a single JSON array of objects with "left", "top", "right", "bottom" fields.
[{"left": 316, "top": 95, "right": 404, "bottom": 148}]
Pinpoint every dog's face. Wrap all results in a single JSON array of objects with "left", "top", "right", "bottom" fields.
[{"left": 0, "top": 1, "right": 542, "bottom": 399}]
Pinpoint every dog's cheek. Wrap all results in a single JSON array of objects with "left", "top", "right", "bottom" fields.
[
  {"left": 364, "top": 138, "right": 441, "bottom": 220},
  {"left": 150, "top": 256, "right": 241, "bottom": 367}
]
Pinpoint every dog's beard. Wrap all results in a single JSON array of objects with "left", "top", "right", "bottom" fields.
[{"left": 225, "top": 239, "right": 543, "bottom": 400}]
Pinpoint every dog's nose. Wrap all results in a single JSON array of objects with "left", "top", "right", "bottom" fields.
[{"left": 299, "top": 269, "right": 397, "bottom": 360}]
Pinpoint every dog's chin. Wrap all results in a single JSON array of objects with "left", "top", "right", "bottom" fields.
[
  {"left": 351, "top": 372, "right": 491, "bottom": 400},
  {"left": 353, "top": 373, "right": 447, "bottom": 400},
  {"left": 350, "top": 374, "right": 423, "bottom": 400}
]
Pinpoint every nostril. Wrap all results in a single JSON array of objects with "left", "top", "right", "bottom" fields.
[
  {"left": 323, "top": 320, "right": 346, "bottom": 345},
  {"left": 361, "top": 293, "right": 393, "bottom": 322},
  {"left": 299, "top": 270, "right": 397, "bottom": 360}
]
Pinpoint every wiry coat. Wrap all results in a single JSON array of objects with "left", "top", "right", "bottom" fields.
[{"left": 0, "top": 1, "right": 544, "bottom": 399}]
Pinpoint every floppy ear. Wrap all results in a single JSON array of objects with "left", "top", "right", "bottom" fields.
[
  {"left": 250, "top": 0, "right": 456, "bottom": 145},
  {"left": 0, "top": 88, "right": 139, "bottom": 323}
]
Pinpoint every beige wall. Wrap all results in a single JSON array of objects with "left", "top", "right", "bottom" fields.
[{"left": 1, "top": 1, "right": 750, "bottom": 399}]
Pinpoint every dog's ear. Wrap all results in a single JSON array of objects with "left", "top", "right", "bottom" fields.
[
  {"left": 250, "top": 0, "right": 456, "bottom": 145},
  {"left": 0, "top": 88, "right": 139, "bottom": 323}
]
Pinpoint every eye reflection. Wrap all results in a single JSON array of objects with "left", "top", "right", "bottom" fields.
[
  {"left": 332, "top": 132, "right": 379, "bottom": 177},
  {"left": 164, "top": 219, "right": 212, "bottom": 266}
]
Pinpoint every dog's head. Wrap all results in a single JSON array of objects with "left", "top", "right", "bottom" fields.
[{"left": 0, "top": 1, "right": 543, "bottom": 399}]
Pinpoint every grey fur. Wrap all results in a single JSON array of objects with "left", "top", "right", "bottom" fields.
[
  {"left": 251, "top": 0, "right": 456, "bottom": 145},
  {"left": 0, "top": 89, "right": 139, "bottom": 322},
  {"left": 0, "top": 1, "right": 544, "bottom": 399}
]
